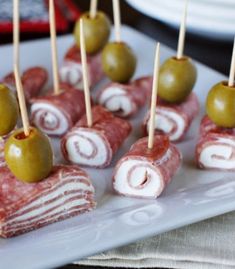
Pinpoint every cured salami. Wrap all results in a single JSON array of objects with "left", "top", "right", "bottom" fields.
[
  {"left": 2, "top": 67, "right": 48, "bottom": 102},
  {"left": 113, "top": 135, "right": 182, "bottom": 199},
  {"left": 143, "top": 92, "right": 199, "bottom": 142},
  {"left": 0, "top": 165, "right": 96, "bottom": 238},
  {"left": 61, "top": 106, "right": 132, "bottom": 168},
  {"left": 30, "top": 83, "right": 87, "bottom": 137},
  {"left": 97, "top": 76, "right": 152, "bottom": 118},
  {"left": 196, "top": 116, "right": 235, "bottom": 170},
  {"left": 60, "top": 45, "right": 104, "bottom": 90}
]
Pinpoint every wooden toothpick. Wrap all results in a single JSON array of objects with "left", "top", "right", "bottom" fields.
[
  {"left": 80, "top": 19, "right": 93, "bottom": 127},
  {"left": 49, "top": 0, "right": 60, "bottom": 95},
  {"left": 228, "top": 37, "right": 235, "bottom": 87},
  {"left": 13, "top": 0, "right": 19, "bottom": 68},
  {"left": 13, "top": 0, "right": 30, "bottom": 136},
  {"left": 177, "top": 0, "right": 189, "bottom": 59},
  {"left": 14, "top": 65, "right": 30, "bottom": 136},
  {"left": 148, "top": 43, "right": 160, "bottom": 150},
  {"left": 90, "top": 0, "right": 98, "bottom": 18},
  {"left": 112, "top": 0, "right": 121, "bottom": 42}
]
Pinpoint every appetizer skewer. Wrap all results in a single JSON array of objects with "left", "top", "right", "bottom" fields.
[
  {"left": 5, "top": 0, "right": 53, "bottom": 183},
  {"left": 61, "top": 19, "right": 131, "bottom": 168},
  {"left": 113, "top": 44, "right": 181, "bottom": 199},
  {"left": 143, "top": 0, "right": 199, "bottom": 142},
  {"left": 31, "top": 0, "right": 87, "bottom": 137},
  {"left": 60, "top": 0, "right": 110, "bottom": 89},
  {"left": 196, "top": 38, "right": 235, "bottom": 170},
  {"left": 0, "top": 0, "right": 96, "bottom": 238},
  {"left": 97, "top": 0, "right": 149, "bottom": 118}
]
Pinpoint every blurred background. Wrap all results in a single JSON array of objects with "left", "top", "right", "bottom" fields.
[{"left": 0, "top": 0, "right": 234, "bottom": 75}]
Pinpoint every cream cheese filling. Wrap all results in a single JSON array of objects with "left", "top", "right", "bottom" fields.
[
  {"left": 65, "top": 129, "right": 110, "bottom": 166},
  {"left": 31, "top": 102, "right": 69, "bottom": 135},
  {"left": 200, "top": 138, "right": 235, "bottom": 169},
  {"left": 114, "top": 159, "right": 163, "bottom": 198},
  {"left": 59, "top": 61, "right": 84, "bottom": 89},
  {"left": 99, "top": 87, "right": 133, "bottom": 116},
  {"left": 147, "top": 109, "right": 185, "bottom": 141}
]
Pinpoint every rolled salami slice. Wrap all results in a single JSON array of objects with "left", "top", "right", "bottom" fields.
[
  {"left": 60, "top": 45, "right": 104, "bottom": 90},
  {"left": 196, "top": 116, "right": 235, "bottom": 170},
  {"left": 113, "top": 135, "right": 182, "bottom": 199},
  {"left": 97, "top": 76, "right": 152, "bottom": 118},
  {"left": 61, "top": 106, "right": 132, "bottom": 168},
  {"left": 2, "top": 67, "right": 48, "bottom": 102},
  {"left": 0, "top": 165, "right": 96, "bottom": 238},
  {"left": 30, "top": 83, "right": 87, "bottom": 137},
  {"left": 143, "top": 92, "right": 199, "bottom": 142}
]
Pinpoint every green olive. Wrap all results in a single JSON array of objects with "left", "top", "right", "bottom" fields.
[
  {"left": 206, "top": 81, "right": 235, "bottom": 128},
  {"left": 4, "top": 127, "right": 53, "bottom": 183},
  {"left": 0, "top": 84, "right": 19, "bottom": 136},
  {"left": 158, "top": 56, "right": 197, "bottom": 103},
  {"left": 74, "top": 11, "right": 111, "bottom": 54},
  {"left": 102, "top": 42, "right": 137, "bottom": 83}
]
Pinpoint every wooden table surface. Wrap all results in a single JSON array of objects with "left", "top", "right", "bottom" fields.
[{"left": 1, "top": 1, "right": 233, "bottom": 268}]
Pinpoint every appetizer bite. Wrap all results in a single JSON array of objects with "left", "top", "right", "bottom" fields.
[
  {"left": 30, "top": 84, "right": 86, "bottom": 137},
  {"left": 113, "top": 44, "right": 181, "bottom": 199},
  {"left": 0, "top": 164, "right": 95, "bottom": 238},
  {"left": 143, "top": 0, "right": 199, "bottom": 142},
  {"left": 97, "top": 0, "right": 149, "bottom": 118},
  {"left": 61, "top": 105, "right": 131, "bottom": 168},
  {"left": 97, "top": 76, "right": 152, "bottom": 118},
  {"left": 31, "top": 2, "right": 87, "bottom": 137},
  {"left": 61, "top": 19, "right": 131, "bottom": 168},
  {"left": 196, "top": 38, "right": 235, "bottom": 170},
  {"left": 0, "top": 0, "right": 96, "bottom": 238},
  {"left": 60, "top": 0, "right": 110, "bottom": 89},
  {"left": 1, "top": 67, "right": 48, "bottom": 102}
]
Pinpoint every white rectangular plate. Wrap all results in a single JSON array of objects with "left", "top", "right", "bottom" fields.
[{"left": 0, "top": 26, "right": 233, "bottom": 269}]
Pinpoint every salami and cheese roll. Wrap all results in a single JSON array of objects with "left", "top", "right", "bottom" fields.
[
  {"left": 143, "top": 92, "right": 199, "bottom": 142},
  {"left": 97, "top": 76, "right": 152, "bottom": 118},
  {"left": 113, "top": 135, "right": 182, "bottom": 199},
  {"left": 60, "top": 45, "right": 104, "bottom": 90},
  {"left": 2, "top": 67, "right": 48, "bottom": 102},
  {"left": 196, "top": 116, "right": 235, "bottom": 170},
  {"left": 30, "top": 84, "right": 86, "bottom": 137},
  {"left": 61, "top": 106, "right": 132, "bottom": 168},
  {"left": 0, "top": 165, "right": 95, "bottom": 238}
]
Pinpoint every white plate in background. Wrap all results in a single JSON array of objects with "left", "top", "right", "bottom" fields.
[
  {"left": 126, "top": 0, "right": 235, "bottom": 40},
  {"left": 1, "top": 26, "right": 235, "bottom": 269}
]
